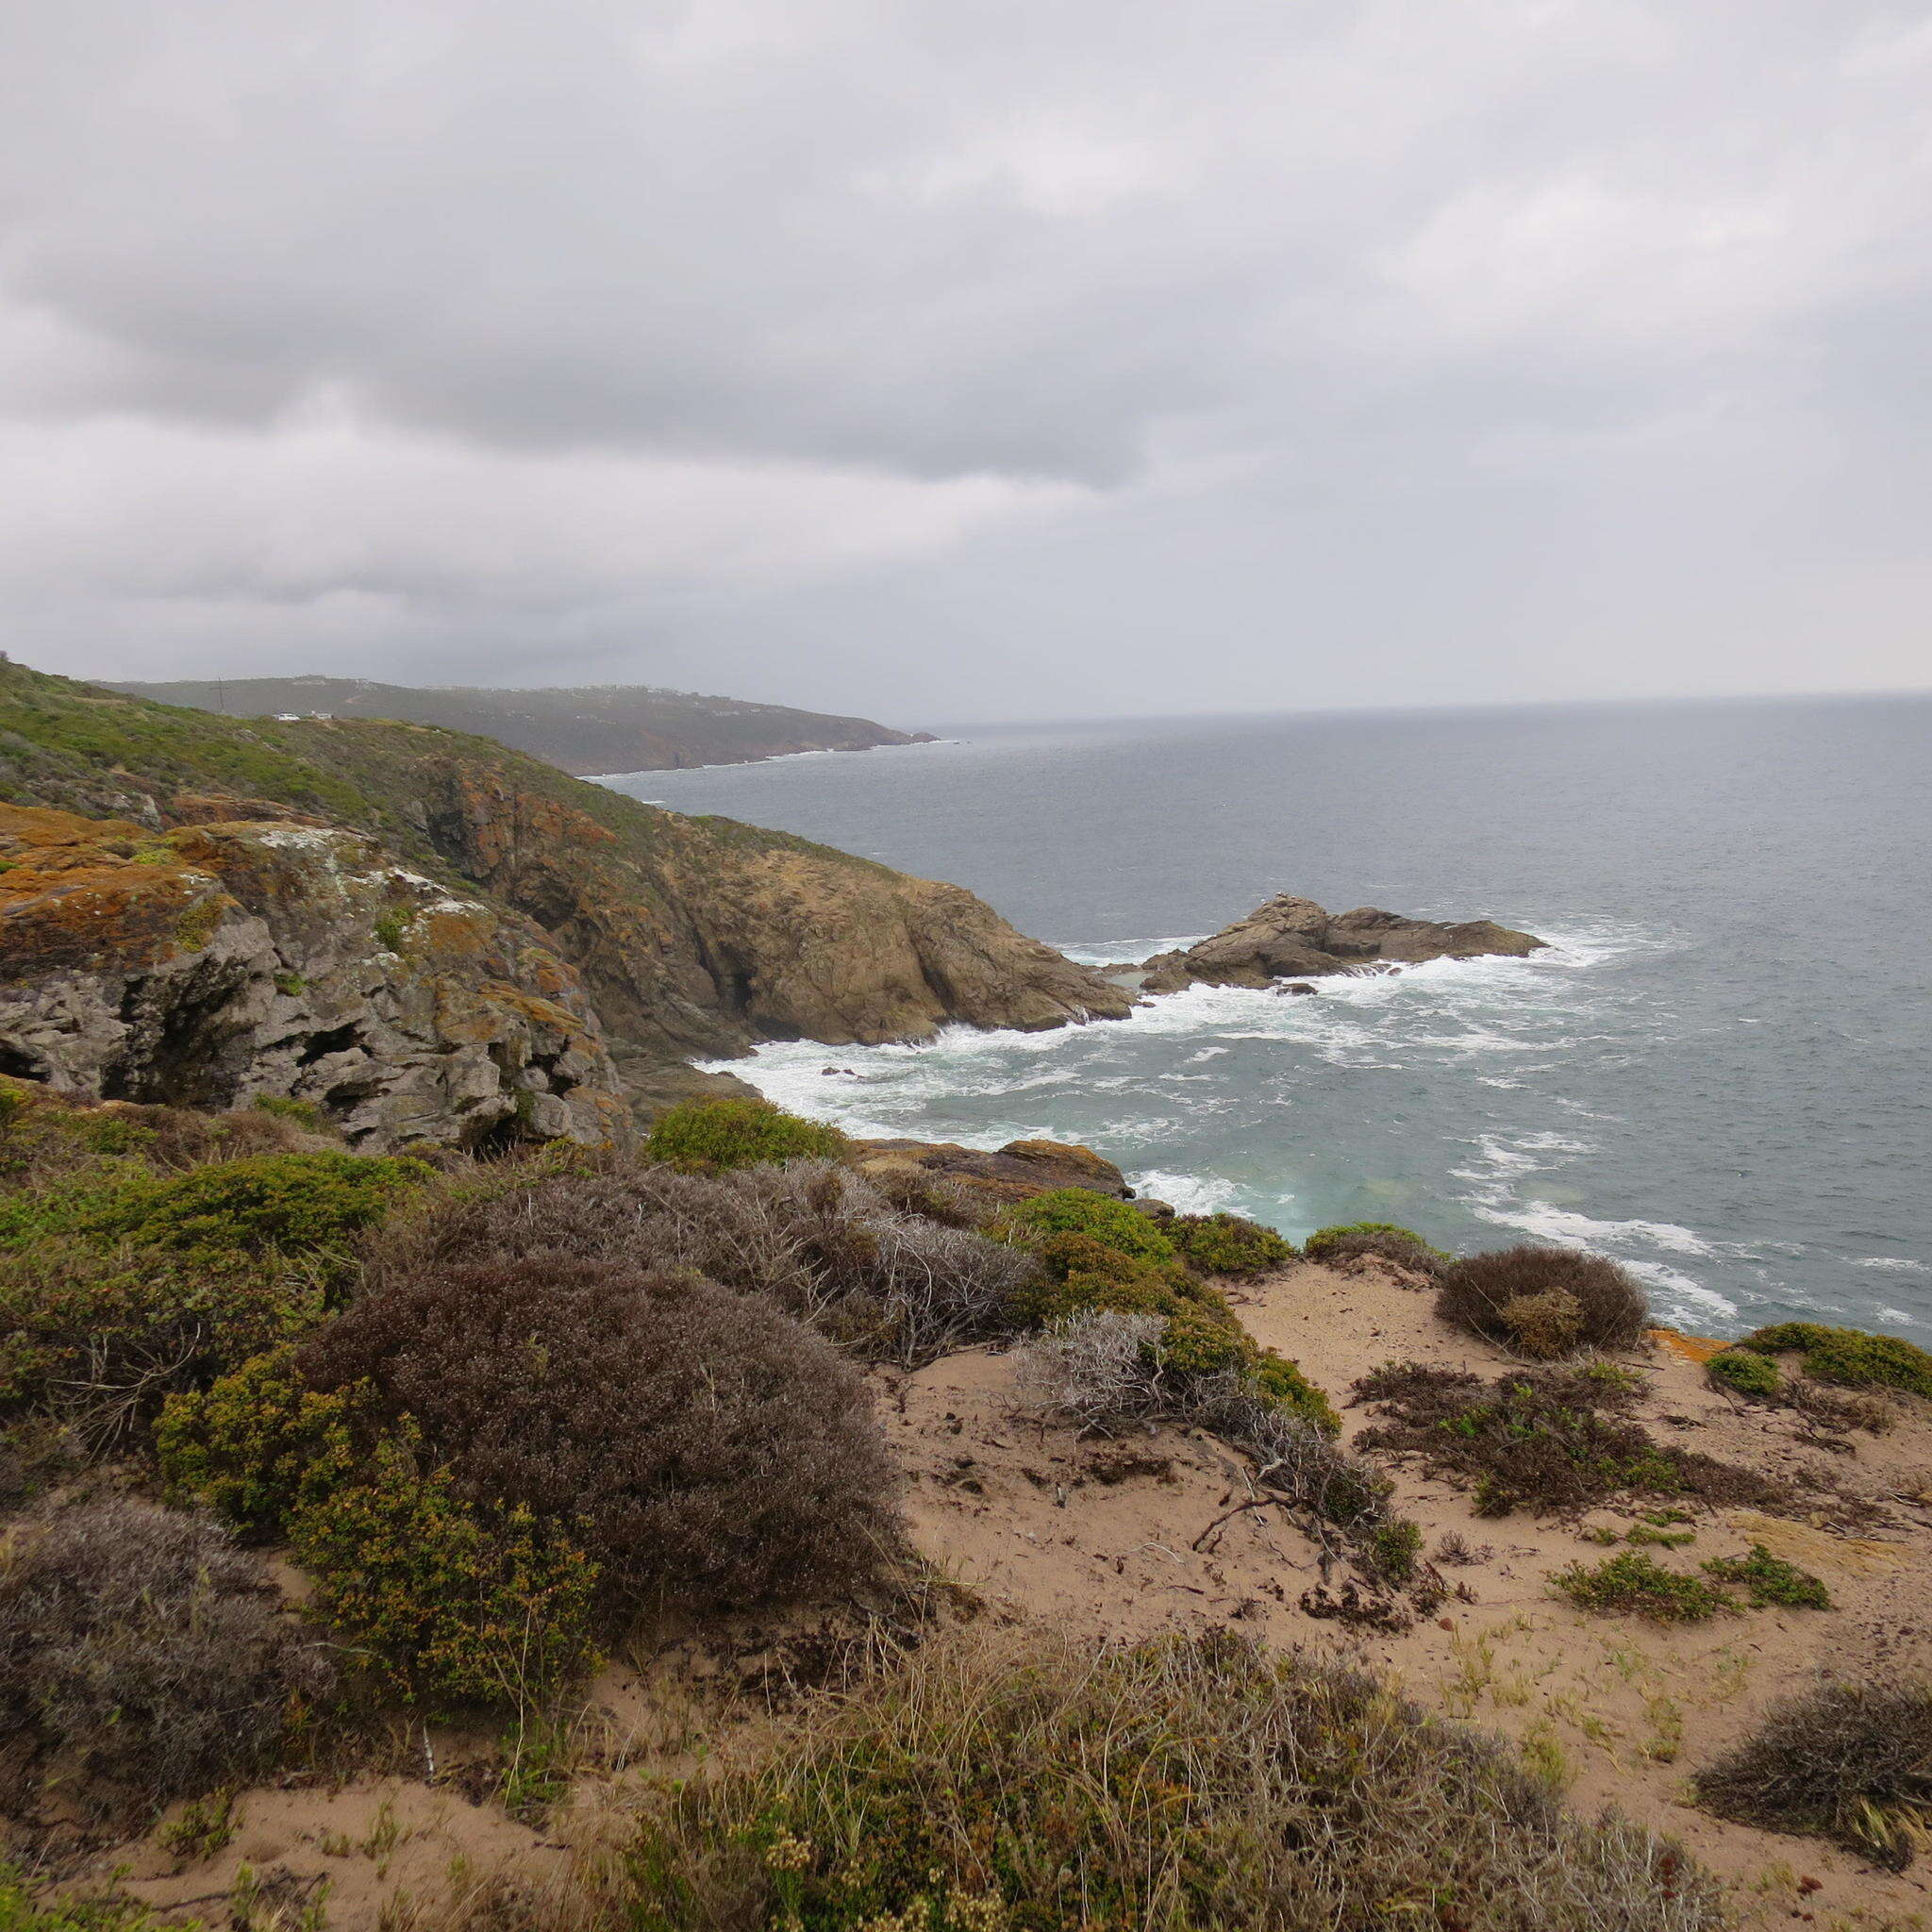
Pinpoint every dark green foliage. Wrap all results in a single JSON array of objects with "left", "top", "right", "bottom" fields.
[
  {"left": 1695, "top": 1681, "right": 1932, "bottom": 1869},
  {"left": 157, "top": 1345, "right": 360, "bottom": 1539},
  {"left": 1168, "top": 1211, "right": 1292, "bottom": 1278},
  {"left": 295, "top": 1254, "right": 904, "bottom": 1622},
  {"left": 251, "top": 1094, "right": 327, "bottom": 1132},
  {"left": 1553, "top": 1553, "right": 1736, "bottom": 1623},
  {"left": 1365, "top": 1517, "right": 1424, "bottom": 1584},
  {"left": 1736, "top": 1323, "right": 1932, "bottom": 1401},
  {"left": 0, "top": 1499, "right": 332, "bottom": 1820},
  {"left": 1304, "top": 1222, "right": 1449, "bottom": 1275},
  {"left": 642, "top": 1097, "right": 849, "bottom": 1173},
  {"left": 1437, "top": 1245, "right": 1650, "bottom": 1357},
  {"left": 617, "top": 1627, "right": 1724, "bottom": 1931},
  {"left": 1001, "top": 1187, "right": 1177, "bottom": 1263},
  {"left": 1354, "top": 1360, "right": 1787, "bottom": 1517},
  {"left": 290, "top": 1427, "right": 600, "bottom": 1708},
  {"left": 1701, "top": 1544, "right": 1831, "bottom": 1609},
  {"left": 58, "top": 1150, "right": 427, "bottom": 1261},
  {"left": 1707, "top": 1348, "right": 1783, "bottom": 1399}
]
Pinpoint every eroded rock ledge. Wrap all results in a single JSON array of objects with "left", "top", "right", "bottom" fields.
[{"left": 1132, "top": 893, "right": 1546, "bottom": 992}]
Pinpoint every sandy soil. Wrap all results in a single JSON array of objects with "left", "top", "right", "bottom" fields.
[
  {"left": 879, "top": 1258, "right": 1932, "bottom": 1930},
  {"left": 86, "top": 1257, "right": 1932, "bottom": 1932}
]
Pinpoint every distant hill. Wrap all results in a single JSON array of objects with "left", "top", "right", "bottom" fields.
[{"left": 104, "top": 675, "right": 936, "bottom": 777}]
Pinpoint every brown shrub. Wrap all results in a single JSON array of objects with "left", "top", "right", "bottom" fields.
[
  {"left": 363, "top": 1158, "right": 1032, "bottom": 1366},
  {"left": 0, "top": 1498, "right": 332, "bottom": 1821},
  {"left": 296, "top": 1255, "right": 904, "bottom": 1622},
  {"left": 1437, "top": 1246, "right": 1649, "bottom": 1356},
  {"left": 1695, "top": 1680, "right": 1932, "bottom": 1869},
  {"left": 1354, "top": 1360, "right": 1790, "bottom": 1517},
  {"left": 1310, "top": 1229, "right": 1449, "bottom": 1279}
]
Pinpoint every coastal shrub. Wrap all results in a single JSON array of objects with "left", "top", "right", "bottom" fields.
[
  {"left": 0, "top": 1241, "right": 325, "bottom": 1449},
  {"left": 1694, "top": 1681, "right": 1932, "bottom": 1869},
  {"left": 365, "top": 1158, "right": 1031, "bottom": 1366},
  {"left": 0, "top": 1498, "right": 332, "bottom": 1820},
  {"left": 1354, "top": 1360, "right": 1788, "bottom": 1517},
  {"left": 1736, "top": 1322, "right": 1932, "bottom": 1401},
  {"left": 1702, "top": 1543, "right": 1832, "bottom": 1609},
  {"left": 642, "top": 1097, "right": 847, "bottom": 1173},
  {"left": 1437, "top": 1246, "right": 1649, "bottom": 1357},
  {"left": 296, "top": 1254, "right": 903, "bottom": 1621},
  {"left": 157, "top": 1344, "right": 360, "bottom": 1539},
  {"left": 1707, "top": 1347, "right": 1783, "bottom": 1400},
  {"left": 1168, "top": 1210, "right": 1292, "bottom": 1278},
  {"left": 1304, "top": 1221, "right": 1449, "bottom": 1276},
  {"left": 614, "top": 1626, "right": 1725, "bottom": 1932},
  {"left": 999, "top": 1186, "right": 1177, "bottom": 1264},
  {"left": 1553, "top": 1552, "right": 1735, "bottom": 1623},
  {"left": 290, "top": 1428, "right": 600, "bottom": 1707}
]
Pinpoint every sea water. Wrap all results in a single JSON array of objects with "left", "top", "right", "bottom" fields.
[{"left": 599, "top": 693, "right": 1932, "bottom": 1338}]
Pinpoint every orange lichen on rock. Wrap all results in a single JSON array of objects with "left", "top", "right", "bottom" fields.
[{"left": 1650, "top": 1325, "right": 1730, "bottom": 1364}]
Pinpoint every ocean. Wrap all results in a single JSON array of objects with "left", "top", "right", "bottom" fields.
[{"left": 599, "top": 693, "right": 1932, "bottom": 1339}]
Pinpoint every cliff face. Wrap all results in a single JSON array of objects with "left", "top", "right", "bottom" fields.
[
  {"left": 0, "top": 801, "right": 627, "bottom": 1150},
  {"left": 0, "top": 661, "right": 1127, "bottom": 1144},
  {"left": 104, "top": 675, "right": 935, "bottom": 777}
]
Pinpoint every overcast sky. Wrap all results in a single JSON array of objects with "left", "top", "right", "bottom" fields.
[{"left": 5, "top": 1, "right": 1930, "bottom": 723}]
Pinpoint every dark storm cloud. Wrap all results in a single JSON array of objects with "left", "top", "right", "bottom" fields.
[{"left": 3, "top": 0, "right": 1929, "bottom": 714}]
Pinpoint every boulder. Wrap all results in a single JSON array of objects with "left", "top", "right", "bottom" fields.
[
  {"left": 1143, "top": 893, "right": 1545, "bottom": 991},
  {"left": 849, "top": 1135, "right": 1130, "bottom": 1208}
]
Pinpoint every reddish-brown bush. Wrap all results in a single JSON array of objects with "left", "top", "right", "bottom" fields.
[
  {"left": 297, "top": 1255, "right": 904, "bottom": 1622},
  {"left": 1436, "top": 1245, "right": 1649, "bottom": 1356},
  {"left": 0, "top": 1498, "right": 331, "bottom": 1820}
]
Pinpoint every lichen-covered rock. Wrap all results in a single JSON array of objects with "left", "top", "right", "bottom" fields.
[
  {"left": 0, "top": 803, "right": 626, "bottom": 1152},
  {"left": 851, "top": 1136, "right": 1131, "bottom": 1207},
  {"left": 1141, "top": 893, "right": 1546, "bottom": 991}
]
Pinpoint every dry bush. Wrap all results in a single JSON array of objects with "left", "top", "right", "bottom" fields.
[
  {"left": 0, "top": 1498, "right": 331, "bottom": 1821},
  {"left": 1437, "top": 1247, "right": 1649, "bottom": 1357},
  {"left": 297, "top": 1254, "right": 905, "bottom": 1621},
  {"left": 1695, "top": 1680, "right": 1932, "bottom": 1869},
  {"left": 1355, "top": 1360, "right": 1790, "bottom": 1517},
  {"left": 364, "top": 1158, "right": 1033, "bottom": 1366},
  {"left": 587, "top": 1625, "right": 1724, "bottom": 1931},
  {"left": 1305, "top": 1224, "right": 1449, "bottom": 1279}
]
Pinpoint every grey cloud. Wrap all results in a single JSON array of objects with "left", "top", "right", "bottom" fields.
[{"left": 2, "top": 0, "right": 1929, "bottom": 713}]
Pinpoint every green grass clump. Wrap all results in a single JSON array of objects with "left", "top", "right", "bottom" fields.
[
  {"left": 1736, "top": 1323, "right": 1932, "bottom": 1401},
  {"left": 1702, "top": 1543, "right": 1831, "bottom": 1609},
  {"left": 1168, "top": 1210, "right": 1292, "bottom": 1277},
  {"left": 1001, "top": 1187, "right": 1176, "bottom": 1263},
  {"left": 1707, "top": 1348, "right": 1783, "bottom": 1399},
  {"left": 1553, "top": 1552, "right": 1737, "bottom": 1623},
  {"left": 250, "top": 1094, "right": 326, "bottom": 1132},
  {"left": 0, "top": 1871, "right": 200, "bottom": 1932},
  {"left": 643, "top": 1097, "right": 849, "bottom": 1173},
  {"left": 1305, "top": 1221, "right": 1448, "bottom": 1266},
  {"left": 614, "top": 1626, "right": 1724, "bottom": 1931}
]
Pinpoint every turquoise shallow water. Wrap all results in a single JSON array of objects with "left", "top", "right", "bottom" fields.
[{"left": 601, "top": 694, "right": 1932, "bottom": 1339}]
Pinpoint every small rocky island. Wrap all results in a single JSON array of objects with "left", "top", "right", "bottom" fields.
[{"left": 1124, "top": 891, "right": 1546, "bottom": 992}]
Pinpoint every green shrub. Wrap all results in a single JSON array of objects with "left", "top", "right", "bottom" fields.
[
  {"left": 1356, "top": 1361, "right": 1787, "bottom": 1517},
  {"left": 69, "top": 1150, "right": 427, "bottom": 1261},
  {"left": 250, "top": 1095, "right": 327, "bottom": 1132},
  {"left": 1736, "top": 1323, "right": 1932, "bottom": 1401},
  {"left": 1707, "top": 1348, "right": 1783, "bottom": 1399},
  {"left": 1553, "top": 1552, "right": 1737, "bottom": 1622},
  {"left": 1694, "top": 1681, "right": 1932, "bottom": 1869},
  {"left": 157, "top": 1346, "right": 359, "bottom": 1539},
  {"left": 1000, "top": 1188, "right": 1176, "bottom": 1264},
  {"left": 616, "top": 1627, "right": 1724, "bottom": 1931},
  {"left": 1701, "top": 1544, "right": 1831, "bottom": 1609},
  {"left": 1168, "top": 1211, "right": 1292, "bottom": 1277},
  {"left": 291, "top": 1427, "right": 599, "bottom": 1708},
  {"left": 0, "top": 1871, "right": 192, "bottom": 1932},
  {"left": 1304, "top": 1222, "right": 1448, "bottom": 1274},
  {"left": 643, "top": 1097, "right": 849, "bottom": 1173}
]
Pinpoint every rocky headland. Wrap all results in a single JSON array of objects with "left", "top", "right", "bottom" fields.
[
  {"left": 1131, "top": 891, "right": 1546, "bottom": 992},
  {"left": 0, "top": 658, "right": 1126, "bottom": 1150}
]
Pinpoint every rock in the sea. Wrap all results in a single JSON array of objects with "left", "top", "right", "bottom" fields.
[
  {"left": 1143, "top": 893, "right": 1544, "bottom": 991},
  {"left": 850, "top": 1135, "right": 1129, "bottom": 1208},
  {"left": 0, "top": 802, "right": 628, "bottom": 1153}
]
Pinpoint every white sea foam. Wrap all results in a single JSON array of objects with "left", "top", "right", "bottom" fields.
[
  {"left": 1855, "top": 1257, "right": 1927, "bottom": 1272},
  {"left": 1132, "top": 1169, "right": 1242, "bottom": 1215}
]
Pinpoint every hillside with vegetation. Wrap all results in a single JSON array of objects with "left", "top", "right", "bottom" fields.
[{"left": 104, "top": 675, "right": 936, "bottom": 777}]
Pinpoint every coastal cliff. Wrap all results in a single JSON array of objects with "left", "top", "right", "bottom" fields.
[{"left": 0, "top": 659, "right": 1127, "bottom": 1146}]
